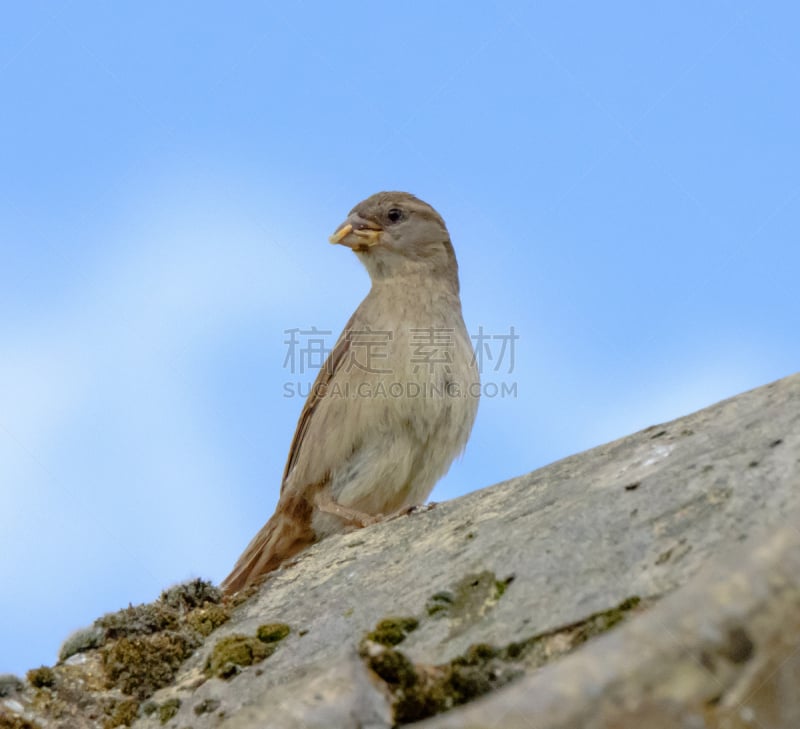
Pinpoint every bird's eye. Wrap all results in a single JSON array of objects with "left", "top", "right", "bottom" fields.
[{"left": 386, "top": 208, "right": 404, "bottom": 224}]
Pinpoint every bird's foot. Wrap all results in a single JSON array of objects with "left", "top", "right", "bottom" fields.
[
  {"left": 408, "top": 501, "right": 437, "bottom": 515},
  {"left": 383, "top": 501, "right": 438, "bottom": 522},
  {"left": 354, "top": 512, "right": 385, "bottom": 527}
]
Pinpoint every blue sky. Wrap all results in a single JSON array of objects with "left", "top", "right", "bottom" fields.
[{"left": 2, "top": 2, "right": 798, "bottom": 675}]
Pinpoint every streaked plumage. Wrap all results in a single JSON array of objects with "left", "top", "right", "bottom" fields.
[{"left": 222, "top": 192, "right": 479, "bottom": 594}]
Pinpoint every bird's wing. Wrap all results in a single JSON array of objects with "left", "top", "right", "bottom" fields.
[{"left": 280, "top": 311, "right": 355, "bottom": 491}]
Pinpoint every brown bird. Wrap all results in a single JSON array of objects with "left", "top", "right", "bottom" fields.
[{"left": 221, "top": 192, "right": 480, "bottom": 594}]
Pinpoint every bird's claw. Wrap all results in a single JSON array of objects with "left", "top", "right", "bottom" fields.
[{"left": 357, "top": 513, "right": 385, "bottom": 527}]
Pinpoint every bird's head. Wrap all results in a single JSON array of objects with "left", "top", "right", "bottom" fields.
[{"left": 329, "top": 191, "right": 458, "bottom": 287}]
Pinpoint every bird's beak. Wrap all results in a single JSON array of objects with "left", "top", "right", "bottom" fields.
[{"left": 329, "top": 215, "right": 383, "bottom": 250}]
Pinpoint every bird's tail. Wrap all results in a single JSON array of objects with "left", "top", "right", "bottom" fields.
[{"left": 221, "top": 496, "right": 314, "bottom": 595}]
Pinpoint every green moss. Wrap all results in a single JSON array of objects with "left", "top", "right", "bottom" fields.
[
  {"left": 205, "top": 635, "right": 275, "bottom": 679},
  {"left": 451, "top": 643, "right": 497, "bottom": 666},
  {"left": 158, "top": 698, "right": 181, "bottom": 724},
  {"left": 227, "top": 582, "right": 260, "bottom": 608},
  {"left": 365, "top": 617, "right": 419, "bottom": 646},
  {"left": 425, "top": 592, "right": 454, "bottom": 617},
  {"left": 102, "top": 632, "right": 196, "bottom": 699},
  {"left": 26, "top": 666, "right": 55, "bottom": 689},
  {"left": 361, "top": 640, "right": 512, "bottom": 725},
  {"left": 256, "top": 623, "right": 291, "bottom": 643},
  {"left": 498, "top": 596, "right": 643, "bottom": 672},
  {"left": 362, "top": 596, "right": 644, "bottom": 725},
  {"left": 103, "top": 698, "right": 139, "bottom": 728},
  {"left": 366, "top": 647, "right": 417, "bottom": 687},
  {"left": 566, "top": 596, "right": 642, "bottom": 646},
  {"left": 87, "top": 578, "right": 228, "bottom": 703},
  {"left": 494, "top": 576, "right": 513, "bottom": 599},
  {"left": 424, "top": 572, "right": 510, "bottom": 626},
  {"left": 186, "top": 604, "right": 231, "bottom": 637},
  {"left": 193, "top": 698, "right": 221, "bottom": 715}
]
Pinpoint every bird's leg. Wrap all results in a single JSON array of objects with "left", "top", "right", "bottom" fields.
[{"left": 312, "top": 490, "right": 384, "bottom": 527}]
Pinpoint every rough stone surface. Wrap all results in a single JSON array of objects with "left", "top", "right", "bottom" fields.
[
  {"left": 2, "top": 372, "right": 799, "bottom": 729},
  {"left": 419, "top": 504, "right": 800, "bottom": 729}
]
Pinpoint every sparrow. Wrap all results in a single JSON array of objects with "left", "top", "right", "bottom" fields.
[{"left": 221, "top": 192, "right": 480, "bottom": 594}]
